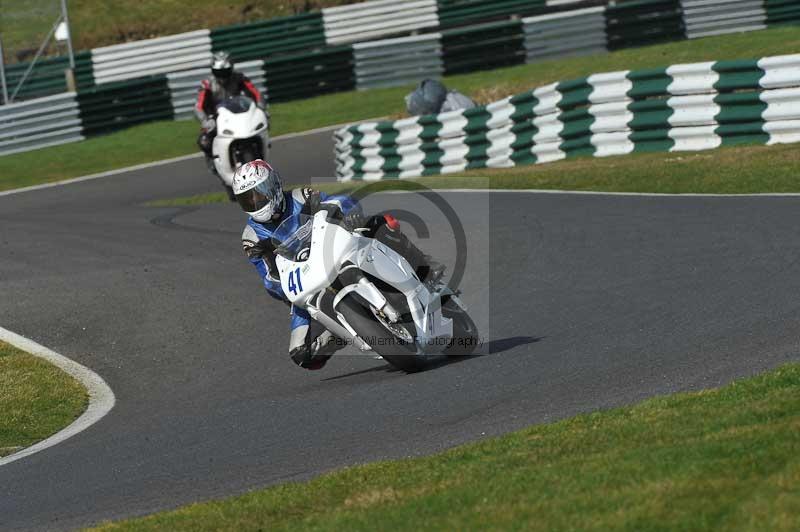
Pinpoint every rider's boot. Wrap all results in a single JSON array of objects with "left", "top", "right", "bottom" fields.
[
  {"left": 198, "top": 131, "right": 218, "bottom": 176},
  {"left": 290, "top": 320, "right": 342, "bottom": 370},
  {"left": 374, "top": 214, "right": 446, "bottom": 285}
]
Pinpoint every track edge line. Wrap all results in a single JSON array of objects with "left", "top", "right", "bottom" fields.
[
  {"left": 0, "top": 326, "right": 116, "bottom": 468},
  {"left": 0, "top": 120, "right": 382, "bottom": 198},
  {"left": 380, "top": 188, "right": 800, "bottom": 198}
]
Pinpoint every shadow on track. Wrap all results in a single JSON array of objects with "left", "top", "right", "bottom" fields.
[
  {"left": 324, "top": 336, "right": 543, "bottom": 381},
  {"left": 322, "top": 363, "right": 402, "bottom": 381},
  {"left": 480, "top": 336, "right": 543, "bottom": 355},
  {"left": 427, "top": 336, "right": 544, "bottom": 371}
]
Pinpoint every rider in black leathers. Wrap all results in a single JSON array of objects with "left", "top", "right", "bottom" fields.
[{"left": 195, "top": 51, "right": 265, "bottom": 171}]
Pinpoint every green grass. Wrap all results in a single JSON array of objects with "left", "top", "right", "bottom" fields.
[
  {"left": 90, "top": 363, "right": 800, "bottom": 531},
  {"left": 144, "top": 142, "right": 800, "bottom": 207},
  {"left": 3, "top": 26, "right": 800, "bottom": 192},
  {"left": 3, "top": 0, "right": 353, "bottom": 59},
  {"left": 448, "top": 142, "right": 800, "bottom": 194},
  {"left": 0, "top": 120, "right": 200, "bottom": 191},
  {"left": 0, "top": 341, "right": 88, "bottom": 457}
]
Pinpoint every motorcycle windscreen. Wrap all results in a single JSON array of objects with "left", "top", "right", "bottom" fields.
[
  {"left": 272, "top": 214, "right": 313, "bottom": 261},
  {"left": 217, "top": 96, "right": 252, "bottom": 114}
]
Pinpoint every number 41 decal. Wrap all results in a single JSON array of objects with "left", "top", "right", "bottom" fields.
[{"left": 287, "top": 267, "right": 304, "bottom": 296}]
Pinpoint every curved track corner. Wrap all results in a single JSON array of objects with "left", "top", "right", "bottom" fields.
[{"left": 0, "top": 326, "right": 116, "bottom": 468}]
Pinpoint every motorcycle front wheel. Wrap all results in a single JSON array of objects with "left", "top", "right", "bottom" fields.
[
  {"left": 442, "top": 297, "right": 479, "bottom": 356},
  {"left": 337, "top": 295, "right": 431, "bottom": 373}
]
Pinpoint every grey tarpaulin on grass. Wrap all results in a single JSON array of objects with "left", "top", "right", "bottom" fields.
[
  {"left": 406, "top": 79, "right": 448, "bottom": 116},
  {"left": 441, "top": 90, "right": 476, "bottom": 113},
  {"left": 406, "top": 78, "right": 476, "bottom": 116}
]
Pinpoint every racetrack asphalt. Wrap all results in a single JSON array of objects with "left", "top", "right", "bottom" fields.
[{"left": 2, "top": 128, "right": 800, "bottom": 530}]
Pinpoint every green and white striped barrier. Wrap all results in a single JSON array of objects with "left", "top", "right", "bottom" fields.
[
  {"left": 8, "top": 0, "right": 800, "bottom": 107},
  {"left": 0, "top": 92, "right": 84, "bottom": 156},
  {"left": 91, "top": 30, "right": 213, "bottom": 85},
  {"left": 322, "top": 0, "right": 440, "bottom": 45},
  {"left": 5, "top": 0, "right": 800, "bottom": 158},
  {"left": 334, "top": 54, "right": 800, "bottom": 181}
]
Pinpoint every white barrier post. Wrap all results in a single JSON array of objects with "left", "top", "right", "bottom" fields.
[
  {"left": 60, "top": 0, "right": 76, "bottom": 70},
  {"left": 0, "top": 34, "right": 8, "bottom": 105}
]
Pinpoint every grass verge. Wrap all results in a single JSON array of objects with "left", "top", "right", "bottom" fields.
[
  {"left": 145, "top": 142, "right": 800, "bottom": 207},
  {"left": 91, "top": 363, "right": 800, "bottom": 531},
  {"left": 2, "top": 27, "right": 800, "bottom": 192},
  {"left": 0, "top": 341, "right": 88, "bottom": 457}
]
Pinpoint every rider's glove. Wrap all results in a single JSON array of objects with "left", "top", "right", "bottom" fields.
[
  {"left": 342, "top": 209, "right": 365, "bottom": 231},
  {"left": 320, "top": 204, "right": 364, "bottom": 231},
  {"left": 305, "top": 191, "right": 364, "bottom": 230},
  {"left": 202, "top": 118, "right": 216, "bottom": 132}
]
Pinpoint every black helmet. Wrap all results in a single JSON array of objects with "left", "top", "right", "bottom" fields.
[{"left": 211, "top": 51, "right": 233, "bottom": 82}]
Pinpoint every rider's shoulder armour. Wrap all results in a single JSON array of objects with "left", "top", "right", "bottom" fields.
[
  {"left": 241, "top": 224, "right": 260, "bottom": 257},
  {"left": 243, "top": 218, "right": 272, "bottom": 240}
]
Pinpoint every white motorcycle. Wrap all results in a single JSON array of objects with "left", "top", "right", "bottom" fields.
[
  {"left": 211, "top": 96, "right": 270, "bottom": 198},
  {"left": 272, "top": 211, "right": 479, "bottom": 373}
]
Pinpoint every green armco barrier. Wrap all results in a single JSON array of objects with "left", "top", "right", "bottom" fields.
[
  {"left": 712, "top": 59, "right": 766, "bottom": 91},
  {"left": 604, "top": 0, "right": 686, "bottom": 50},
  {"left": 210, "top": 12, "right": 326, "bottom": 63},
  {"left": 437, "top": 0, "right": 547, "bottom": 28},
  {"left": 7, "top": 0, "right": 800, "bottom": 111},
  {"left": 6, "top": 0, "right": 800, "bottom": 158},
  {"left": 77, "top": 75, "right": 173, "bottom": 136},
  {"left": 442, "top": 19, "right": 526, "bottom": 75},
  {"left": 2, "top": 52, "right": 94, "bottom": 104},
  {"left": 264, "top": 45, "right": 354, "bottom": 102},
  {"left": 335, "top": 54, "right": 800, "bottom": 181},
  {"left": 764, "top": 0, "right": 800, "bottom": 24}
]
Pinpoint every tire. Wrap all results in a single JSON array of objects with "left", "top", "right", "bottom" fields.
[
  {"left": 337, "top": 295, "right": 430, "bottom": 373},
  {"left": 224, "top": 185, "right": 236, "bottom": 202},
  {"left": 442, "top": 297, "right": 479, "bottom": 356}
]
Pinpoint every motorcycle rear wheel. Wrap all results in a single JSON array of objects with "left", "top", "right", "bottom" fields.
[
  {"left": 224, "top": 185, "right": 236, "bottom": 202},
  {"left": 337, "top": 295, "right": 430, "bottom": 373}
]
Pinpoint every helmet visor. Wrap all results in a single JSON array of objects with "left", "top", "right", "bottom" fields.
[
  {"left": 235, "top": 179, "right": 277, "bottom": 214},
  {"left": 213, "top": 66, "right": 232, "bottom": 80}
]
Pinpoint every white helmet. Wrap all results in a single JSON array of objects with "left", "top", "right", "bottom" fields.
[{"left": 232, "top": 160, "right": 285, "bottom": 222}]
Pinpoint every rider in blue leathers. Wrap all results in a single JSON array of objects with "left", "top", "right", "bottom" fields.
[
  {"left": 241, "top": 185, "right": 359, "bottom": 368},
  {"left": 233, "top": 160, "right": 441, "bottom": 370}
]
